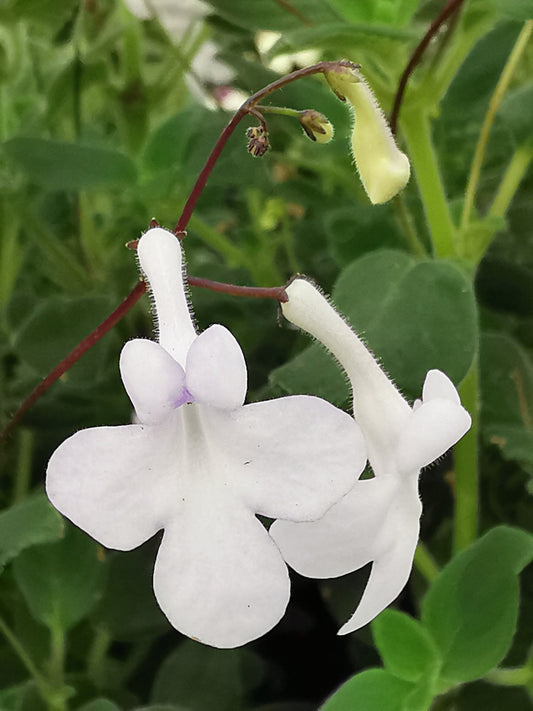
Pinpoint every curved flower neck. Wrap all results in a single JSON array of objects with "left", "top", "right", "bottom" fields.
[
  {"left": 137, "top": 228, "right": 197, "bottom": 367},
  {"left": 282, "top": 278, "right": 412, "bottom": 473}
]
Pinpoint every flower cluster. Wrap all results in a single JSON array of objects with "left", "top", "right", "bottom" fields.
[{"left": 46, "top": 230, "right": 470, "bottom": 648}]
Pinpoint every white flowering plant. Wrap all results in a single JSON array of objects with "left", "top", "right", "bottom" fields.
[{"left": 0, "top": 2, "right": 532, "bottom": 711}]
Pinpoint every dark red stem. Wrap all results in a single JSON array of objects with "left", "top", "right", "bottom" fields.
[
  {"left": 174, "top": 60, "right": 356, "bottom": 234},
  {"left": 390, "top": 0, "right": 465, "bottom": 134},
  {"left": 188, "top": 275, "right": 288, "bottom": 302},
  {"left": 0, "top": 281, "right": 147, "bottom": 444}
]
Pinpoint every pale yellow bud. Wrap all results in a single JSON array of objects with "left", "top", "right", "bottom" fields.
[
  {"left": 326, "top": 65, "right": 410, "bottom": 204},
  {"left": 298, "top": 110, "right": 334, "bottom": 144}
]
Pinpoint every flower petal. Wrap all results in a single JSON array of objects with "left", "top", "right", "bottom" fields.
[
  {"left": 338, "top": 481, "right": 422, "bottom": 635},
  {"left": 186, "top": 325, "right": 247, "bottom": 410},
  {"left": 270, "top": 477, "right": 398, "bottom": 578},
  {"left": 120, "top": 339, "right": 189, "bottom": 424},
  {"left": 46, "top": 423, "right": 179, "bottom": 550},
  {"left": 153, "top": 498, "right": 289, "bottom": 648},
  {"left": 422, "top": 369, "right": 461, "bottom": 405},
  {"left": 137, "top": 228, "right": 197, "bottom": 368},
  {"left": 203, "top": 395, "right": 366, "bottom": 522},
  {"left": 396, "top": 399, "right": 472, "bottom": 474}
]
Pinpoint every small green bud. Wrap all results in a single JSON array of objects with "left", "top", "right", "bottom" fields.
[
  {"left": 298, "top": 110, "right": 334, "bottom": 144},
  {"left": 325, "top": 63, "right": 410, "bottom": 205}
]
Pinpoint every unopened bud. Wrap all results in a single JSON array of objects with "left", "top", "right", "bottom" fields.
[
  {"left": 299, "top": 110, "right": 334, "bottom": 144},
  {"left": 246, "top": 126, "right": 269, "bottom": 158},
  {"left": 325, "top": 64, "right": 410, "bottom": 204}
]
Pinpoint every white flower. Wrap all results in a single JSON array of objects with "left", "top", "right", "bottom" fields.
[
  {"left": 270, "top": 278, "right": 471, "bottom": 635},
  {"left": 46, "top": 230, "right": 366, "bottom": 648}
]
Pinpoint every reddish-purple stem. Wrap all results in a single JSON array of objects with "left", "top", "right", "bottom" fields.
[
  {"left": 188, "top": 275, "right": 288, "bottom": 302},
  {"left": 174, "top": 60, "right": 357, "bottom": 234},
  {"left": 0, "top": 281, "right": 147, "bottom": 444},
  {"left": 1, "top": 60, "right": 353, "bottom": 441},
  {"left": 390, "top": 0, "right": 465, "bottom": 134}
]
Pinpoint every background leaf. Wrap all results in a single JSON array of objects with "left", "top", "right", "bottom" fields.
[
  {"left": 0, "top": 493, "right": 64, "bottom": 573},
  {"left": 421, "top": 526, "right": 533, "bottom": 684},
  {"left": 319, "top": 669, "right": 414, "bottom": 711},
  {"left": 372, "top": 609, "right": 441, "bottom": 683},
  {"left": 151, "top": 641, "right": 262, "bottom": 711},
  {"left": 2, "top": 138, "right": 137, "bottom": 190},
  {"left": 13, "top": 526, "right": 106, "bottom": 632},
  {"left": 272, "top": 250, "right": 478, "bottom": 404}
]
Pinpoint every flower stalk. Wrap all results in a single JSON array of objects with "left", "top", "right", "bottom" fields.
[{"left": 460, "top": 20, "right": 533, "bottom": 235}]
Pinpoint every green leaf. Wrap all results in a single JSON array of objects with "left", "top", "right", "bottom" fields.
[
  {"left": 372, "top": 609, "right": 441, "bottom": 683},
  {"left": 151, "top": 641, "right": 262, "bottom": 711},
  {"left": 320, "top": 669, "right": 413, "bottom": 711},
  {"left": 271, "top": 336, "right": 349, "bottom": 407},
  {"left": 480, "top": 332, "right": 533, "bottom": 467},
  {"left": 204, "top": 0, "right": 341, "bottom": 31},
  {"left": 0, "top": 682, "right": 42, "bottom": 711},
  {"left": 2, "top": 138, "right": 137, "bottom": 190},
  {"left": 484, "top": 424, "right": 533, "bottom": 467},
  {"left": 500, "top": 83, "right": 533, "bottom": 143},
  {"left": 325, "top": 0, "right": 376, "bottom": 23},
  {"left": 487, "top": 0, "right": 533, "bottom": 19},
  {"left": 14, "top": 295, "right": 117, "bottom": 387},
  {"left": 271, "top": 250, "right": 478, "bottom": 404},
  {"left": 402, "top": 681, "right": 435, "bottom": 711},
  {"left": 95, "top": 546, "right": 170, "bottom": 642},
  {"left": 422, "top": 526, "right": 533, "bottom": 684},
  {"left": 267, "top": 22, "right": 418, "bottom": 59},
  {"left": 481, "top": 332, "right": 533, "bottom": 425},
  {"left": 0, "top": 493, "right": 64, "bottom": 573},
  {"left": 324, "top": 205, "right": 404, "bottom": 266},
  {"left": 76, "top": 701, "right": 121, "bottom": 711},
  {"left": 251, "top": 705, "right": 314, "bottom": 711},
  {"left": 454, "top": 680, "right": 533, "bottom": 710},
  {"left": 443, "top": 23, "right": 524, "bottom": 118},
  {"left": 13, "top": 526, "right": 106, "bottom": 632}
]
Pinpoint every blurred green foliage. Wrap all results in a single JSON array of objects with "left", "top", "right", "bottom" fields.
[{"left": 0, "top": 1, "right": 532, "bottom": 710}]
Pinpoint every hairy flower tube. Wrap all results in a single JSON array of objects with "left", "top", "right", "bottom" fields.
[
  {"left": 270, "top": 278, "right": 471, "bottom": 635},
  {"left": 325, "top": 64, "right": 410, "bottom": 204},
  {"left": 46, "top": 229, "right": 366, "bottom": 648}
]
